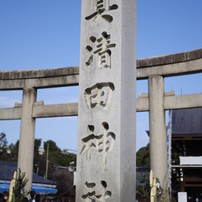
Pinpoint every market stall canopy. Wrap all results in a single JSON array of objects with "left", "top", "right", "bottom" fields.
[
  {"left": 0, "top": 183, "right": 57, "bottom": 194},
  {"left": 0, "top": 161, "right": 57, "bottom": 194}
]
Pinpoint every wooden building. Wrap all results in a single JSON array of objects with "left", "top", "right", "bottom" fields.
[{"left": 171, "top": 108, "right": 202, "bottom": 201}]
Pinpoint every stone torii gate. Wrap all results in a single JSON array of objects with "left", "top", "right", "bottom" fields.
[
  {"left": 0, "top": 48, "right": 202, "bottom": 200},
  {"left": 137, "top": 48, "right": 202, "bottom": 194},
  {"left": 1, "top": 0, "right": 202, "bottom": 200}
]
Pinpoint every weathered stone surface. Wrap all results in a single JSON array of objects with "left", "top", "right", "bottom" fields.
[
  {"left": 164, "top": 93, "right": 202, "bottom": 110},
  {"left": 0, "top": 1, "right": 201, "bottom": 199},
  {"left": 0, "top": 75, "right": 79, "bottom": 90},
  {"left": 2, "top": 93, "right": 202, "bottom": 120},
  {"left": 1, "top": 49, "right": 202, "bottom": 87},
  {"left": 77, "top": 0, "right": 136, "bottom": 201},
  {"left": 137, "top": 57, "right": 202, "bottom": 79},
  {"left": 137, "top": 48, "right": 202, "bottom": 68},
  {"left": 149, "top": 76, "right": 168, "bottom": 199},
  {"left": 137, "top": 93, "right": 202, "bottom": 112},
  {"left": 32, "top": 103, "right": 78, "bottom": 118},
  {"left": 0, "top": 108, "right": 21, "bottom": 120},
  {"left": 0, "top": 67, "right": 79, "bottom": 79},
  {"left": 17, "top": 88, "right": 36, "bottom": 192}
]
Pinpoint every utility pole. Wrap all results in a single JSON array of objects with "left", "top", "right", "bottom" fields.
[{"left": 45, "top": 143, "right": 49, "bottom": 179}]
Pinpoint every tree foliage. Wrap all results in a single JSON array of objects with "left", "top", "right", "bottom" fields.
[
  {"left": 136, "top": 143, "right": 150, "bottom": 166},
  {"left": 51, "top": 168, "right": 75, "bottom": 198},
  {"left": 9, "top": 141, "right": 19, "bottom": 161},
  {"left": 136, "top": 171, "right": 150, "bottom": 200},
  {"left": 1, "top": 132, "right": 77, "bottom": 199},
  {"left": 44, "top": 140, "right": 61, "bottom": 153},
  {"left": 0, "top": 132, "right": 9, "bottom": 160},
  {"left": 0, "top": 133, "right": 76, "bottom": 170},
  {"left": 13, "top": 168, "right": 29, "bottom": 202}
]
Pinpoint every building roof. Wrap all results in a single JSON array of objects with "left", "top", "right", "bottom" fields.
[
  {"left": 0, "top": 161, "right": 55, "bottom": 186},
  {"left": 172, "top": 108, "right": 202, "bottom": 135}
]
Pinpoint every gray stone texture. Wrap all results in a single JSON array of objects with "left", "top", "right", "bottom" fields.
[
  {"left": 17, "top": 88, "right": 36, "bottom": 192},
  {"left": 149, "top": 76, "right": 168, "bottom": 197},
  {"left": 76, "top": 0, "right": 136, "bottom": 201}
]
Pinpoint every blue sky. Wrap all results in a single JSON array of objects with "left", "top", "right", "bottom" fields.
[{"left": 0, "top": 1, "right": 202, "bottom": 152}]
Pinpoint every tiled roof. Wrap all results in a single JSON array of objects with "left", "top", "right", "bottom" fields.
[
  {"left": 172, "top": 108, "right": 202, "bottom": 135},
  {"left": 0, "top": 161, "right": 55, "bottom": 185}
]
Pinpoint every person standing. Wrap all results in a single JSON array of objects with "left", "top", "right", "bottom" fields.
[
  {"left": 28, "top": 191, "right": 36, "bottom": 202},
  {"left": 0, "top": 192, "right": 8, "bottom": 202}
]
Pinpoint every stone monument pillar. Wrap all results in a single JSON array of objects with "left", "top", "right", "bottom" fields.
[
  {"left": 149, "top": 76, "right": 168, "bottom": 194},
  {"left": 17, "top": 88, "right": 36, "bottom": 192},
  {"left": 77, "top": 1, "right": 136, "bottom": 201}
]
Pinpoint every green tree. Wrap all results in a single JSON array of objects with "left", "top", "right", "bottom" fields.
[
  {"left": 8, "top": 140, "right": 19, "bottom": 162},
  {"left": 33, "top": 138, "right": 42, "bottom": 173},
  {"left": 34, "top": 140, "right": 76, "bottom": 178},
  {"left": 136, "top": 143, "right": 150, "bottom": 166},
  {"left": 136, "top": 171, "right": 150, "bottom": 200},
  {"left": 44, "top": 140, "right": 61, "bottom": 152},
  {"left": 50, "top": 151, "right": 76, "bottom": 166},
  {"left": 12, "top": 168, "right": 29, "bottom": 202},
  {"left": 35, "top": 153, "right": 46, "bottom": 177},
  {"left": 0, "top": 132, "right": 9, "bottom": 160},
  {"left": 51, "top": 168, "right": 75, "bottom": 200},
  {"left": 34, "top": 139, "right": 42, "bottom": 156}
]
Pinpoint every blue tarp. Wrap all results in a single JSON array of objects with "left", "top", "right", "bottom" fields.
[
  {"left": 32, "top": 185, "right": 57, "bottom": 194},
  {"left": 0, "top": 184, "right": 9, "bottom": 192},
  {"left": 0, "top": 184, "right": 57, "bottom": 194}
]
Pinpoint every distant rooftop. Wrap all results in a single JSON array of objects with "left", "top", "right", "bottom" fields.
[
  {"left": 172, "top": 108, "right": 202, "bottom": 135},
  {"left": 0, "top": 161, "right": 56, "bottom": 186}
]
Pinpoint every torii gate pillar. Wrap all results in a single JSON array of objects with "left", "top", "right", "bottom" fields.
[
  {"left": 17, "top": 88, "right": 36, "bottom": 192},
  {"left": 149, "top": 75, "right": 168, "bottom": 196}
]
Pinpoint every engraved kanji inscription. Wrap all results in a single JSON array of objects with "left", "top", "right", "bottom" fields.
[
  {"left": 86, "top": 32, "right": 116, "bottom": 69},
  {"left": 84, "top": 82, "right": 115, "bottom": 110},
  {"left": 80, "top": 122, "right": 116, "bottom": 170},
  {"left": 85, "top": 0, "right": 118, "bottom": 23},
  {"left": 81, "top": 180, "right": 112, "bottom": 202}
]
